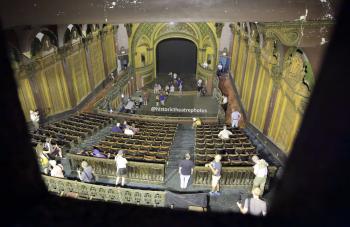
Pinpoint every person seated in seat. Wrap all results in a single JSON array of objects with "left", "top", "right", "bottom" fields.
[
  {"left": 43, "top": 138, "right": 53, "bottom": 155},
  {"left": 192, "top": 117, "right": 202, "bottom": 129},
  {"left": 112, "top": 123, "right": 123, "bottom": 133},
  {"left": 49, "top": 160, "right": 64, "bottom": 178},
  {"left": 92, "top": 147, "right": 107, "bottom": 158},
  {"left": 218, "top": 125, "right": 233, "bottom": 140},
  {"left": 124, "top": 125, "right": 135, "bottom": 136},
  {"left": 36, "top": 142, "right": 49, "bottom": 175},
  {"left": 130, "top": 123, "right": 139, "bottom": 134},
  {"left": 121, "top": 121, "right": 129, "bottom": 130},
  {"left": 77, "top": 161, "right": 95, "bottom": 183},
  {"left": 48, "top": 143, "right": 63, "bottom": 159}
]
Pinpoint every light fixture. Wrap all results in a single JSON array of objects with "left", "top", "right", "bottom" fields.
[{"left": 169, "top": 22, "right": 175, "bottom": 25}]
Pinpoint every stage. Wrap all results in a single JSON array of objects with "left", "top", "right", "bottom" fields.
[{"left": 134, "top": 91, "right": 219, "bottom": 117}]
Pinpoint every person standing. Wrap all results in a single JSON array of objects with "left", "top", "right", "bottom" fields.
[
  {"left": 138, "top": 95, "right": 143, "bottom": 108},
  {"left": 197, "top": 79, "right": 203, "bottom": 96},
  {"left": 160, "top": 94, "right": 166, "bottom": 106},
  {"left": 178, "top": 82, "right": 183, "bottom": 94},
  {"left": 143, "top": 90, "right": 149, "bottom": 106},
  {"left": 221, "top": 95, "right": 228, "bottom": 112},
  {"left": 49, "top": 143, "right": 63, "bottom": 159},
  {"left": 178, "top": 153, "right": 195, "bottom": 189},
  {"left": 236, "top": 188, "right": 267, "bottom": 216},
  {"left": 205, "top": 154, "right": 222, "bottom": 196},
  {"left": 231, "top": 109, "right": 241, "bottom": 128},
  {"left": 156, "top": 94, "right": 160, "bottom": 107},
  {"left": 115, "top": 150, "right": 128, "bottom": 187},
  {"left": 30, "top": 110, "right": 40, "bottom": 131},
  {"left": 252, "top": 155, "right": 269, "bottom": 195}
]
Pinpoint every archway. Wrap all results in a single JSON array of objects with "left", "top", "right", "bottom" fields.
[{"left": 156, "top": 38, "right": 197, "bottom": 90}]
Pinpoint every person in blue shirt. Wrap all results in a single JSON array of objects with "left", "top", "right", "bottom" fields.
[
  {"left": 92, "top": 147, "right": 107, "bottom": 158},
  {"left": 111, "top": 123, "right": 123, "bottom": 133},
  {"left": 159, "top": 94, "right": 166, "bottom": 106},
  {"left": 205, "top": 154, "right": 222, "bottom": 196}
]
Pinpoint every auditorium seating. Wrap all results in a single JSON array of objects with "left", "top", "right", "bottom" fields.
[
  {"left": 84, "top": 120, "right": 178, "bottom": 164},
  {"left": 31, "top": 112, "right": 112, "bottom": 148},
  {"left": 195, "top": 124, "right": 258, "bottom": 166}
]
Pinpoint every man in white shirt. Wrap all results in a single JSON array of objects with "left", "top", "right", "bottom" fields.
[
  {"left": 252, "top": 155, "right": 269, "bottom": 195},
  {"left": 231, "top": 109, "right": 241, "bottom": 128},
  {"left": 124, "top": 99, "right": 135, "bottom": 113},
  {"left": 115, "top": 150, "right": 128, "bottom": 186},
  {"left": 218, "top": 125, "right": 233, "bottom": 140},
  {"left": 30, "top": 110, "right": 40, "bottom": 130},
  {"left": 124, "top": 126, "right": 135, "bottom": 136}
]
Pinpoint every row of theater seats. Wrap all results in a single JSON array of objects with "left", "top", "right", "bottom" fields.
[
  {"left": 195, "top": 124, "right": 258, "bottom": 166},
  {"left": 87, "top": 120, "right": 178, "bottom": 164},
  {"left": 31, "top": 112, "right": 112, "bottom": 148}
]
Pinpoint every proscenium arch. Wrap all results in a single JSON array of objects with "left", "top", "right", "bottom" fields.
[
  {"left": 154, "top": 37, "right": 198, "bottom": 77},
  {"left": 130, "top": 22, "right": 218, "bottom": 81}
]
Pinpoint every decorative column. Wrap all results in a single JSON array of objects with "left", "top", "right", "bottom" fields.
[
  {"left": 60, "top": 52, "right": 77, "bottom": 107},
  {"left": 247, "top": 48, "right": 261, "bottom": 120},
  {"left": 27, "top": 63, "right": 46, "bottom": 118},
  {"left": 263, "top": 72, "right": 282, "bottom": 135},
  {"left": 83, "top": 39, "right": 96, "bottom": 88},
  {"left": 100, "top": 29, "right": 110, "bottom": 79}
]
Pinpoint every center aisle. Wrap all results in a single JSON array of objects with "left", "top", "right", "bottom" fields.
[{"left": 165, "top": 124, "right": 195, "bottom": 190}]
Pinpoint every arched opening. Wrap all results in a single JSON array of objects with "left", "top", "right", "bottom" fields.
[{"left": 156, "top": 38, "right": 197, "bottom": 90}]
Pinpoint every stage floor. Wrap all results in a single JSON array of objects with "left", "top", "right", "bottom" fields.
[
  {"left": 134, "top": 91, "right": 219, "bottom": 117},
  {"left": 146, "top": 73, "right": 197, "bottom": 91}
]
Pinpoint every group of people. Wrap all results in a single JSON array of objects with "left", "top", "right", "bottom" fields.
[
  {"left": 121, "top": 95, "right": 147, "bottom": 114},
  {"left": 76, "top": 149, "right": 128, "bottom": 186},
  {"left": 111, "top": 121, "right": 139, "bottom": 136},
  {"left": 35, "top": 138, "right": 64, "bottom": 177},
  {"left": 178, "top": 152, "right": 268, "bottom": 216}
]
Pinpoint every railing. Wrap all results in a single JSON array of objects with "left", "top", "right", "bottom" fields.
[
  {"left": 67, "top": 153, "right": 165, "bottom": 184},
  {"left": 42, "top": 175, "right": 166, "bottom": 207},
  {"left": 192, "top": 166, "right": 278, "bottom": 188},
  {"left": 96, "top": 110, "right": 219, "bottom": 124},
  {"left": 94, "top": 69, "right": 133, "bottom": 110}
]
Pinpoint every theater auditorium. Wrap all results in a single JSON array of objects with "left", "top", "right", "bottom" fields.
[{"left": 1, "top": 0, "right": 348, "bottom": 226}]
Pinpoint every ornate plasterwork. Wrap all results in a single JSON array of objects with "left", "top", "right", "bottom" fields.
[
  {"left": 157, "top": 23, "right": 197, "bottom": 40},
  {"left": 261, "top": 20, "right": 334, "bottom": 47}
]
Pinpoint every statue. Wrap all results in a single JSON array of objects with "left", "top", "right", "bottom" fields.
[{"left": 283, "top": 50, "right": 311, "bottom": 112}]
